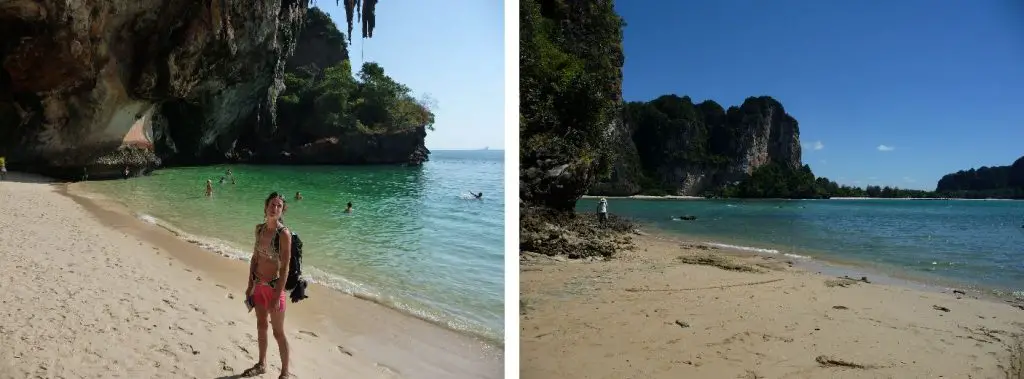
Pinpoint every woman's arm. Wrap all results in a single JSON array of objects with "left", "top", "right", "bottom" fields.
[
  {"left": 246, "top": 224, "right": 260, "bottom": 295},
  {"left": 274, "top": 228, "right": 293, "bottom": 298}
]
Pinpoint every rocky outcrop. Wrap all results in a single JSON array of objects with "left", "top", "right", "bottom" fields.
[
  {"left": 1, "top": 2, "right": 426, "bottom": 180},
  {"left": 591, "top": 96, "right": 803, "bottom": 196},
  {"left": 519, "top": 0, "right": 624, "bottom": 211},
  {"left": 241, "top": 7, "right": 429, "bottom": 166},
  {"left": 0, "top": 0, "right": 308, "bottom": 179}
]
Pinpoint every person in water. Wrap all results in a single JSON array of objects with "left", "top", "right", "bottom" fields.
[
  {"left": 242, "top": 192, "right": 293, "bottom": 378},
  {"left": 226, "top": 168, "right": 236, "bottom": 184},
  {"left": 472, "top": 191, "right": 483, "bottom": 199},
  {"left": 123, "top": 166, "right": 130, "bottom": 179},
  {"left": 205, "top": 179, "right": 213, "bottom": 197},
  {"left": 294, "top": 192, "right": 302, "bottom": 201},
  {"left": 344, "top": 202, "right": 353, "bottom": 213}
]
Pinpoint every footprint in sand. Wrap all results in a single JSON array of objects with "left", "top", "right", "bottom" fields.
[
  {"left": 375, "top": 363, "right": 400, "bottom": 376},
  {"left": 298, "top": 330, "right": 319, "bottom": 338},
  {"left": 189, "top": 304, "right": 207, "bottom": 314},
  {"left": 336, "top": 345, "right": 355, "bottom": 356}
]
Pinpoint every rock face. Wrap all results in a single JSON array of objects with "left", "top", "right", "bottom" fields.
[
  {"left": 1, "top": 2, "right": 426, "bottom": 180},
  {"left": 1, "top": 0, "right": 309, "bottom": 179},
  {"left": 591, "top": 96, "right": 803, "bottom": 196}
]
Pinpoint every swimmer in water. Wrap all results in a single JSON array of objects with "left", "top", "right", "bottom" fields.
[
  {"left": 295, "top": 192, "right": 302, "bottom": 201},
  {"left": 205, "top": 179, "right": 214, "bottom": 197},
  {"left": 344, "top": 202, "right": 353, "bottom": 213},
  {"left": 471, "top": 192, "right": 483, "bottom": 200}
]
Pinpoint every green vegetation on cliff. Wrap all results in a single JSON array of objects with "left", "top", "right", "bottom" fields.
[
  {"left": 279, "top": 61, "right": 434, "bottom": 136},
  {"left": 710, "top": 163, "right": 936, "bottom": 199},
  {"left": 519, "top": 0, "right": 624, "bottom": 211},
  {"left": 275, "top": 7, "right": 433, "bottom": 142},
  {"left": 932, "top": 156, "right": 1024, "bottom": 199}
]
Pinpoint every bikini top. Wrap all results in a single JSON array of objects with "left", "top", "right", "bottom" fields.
[{"left": 255, "top": 223, "right": 284, "bottom": 265}]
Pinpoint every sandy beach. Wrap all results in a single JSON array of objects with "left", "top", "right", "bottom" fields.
[
  {"left": 0, "top": 172, "right": 502, "bottom": 379},
  {"left": 520, "top": 231, "right": 1024, "bottom": 378}
]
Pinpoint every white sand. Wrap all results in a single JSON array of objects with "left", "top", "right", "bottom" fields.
[
  {"left": 521, "top": 233, "right": 1024, "bottom": 378},
  {"left": 0, "top": 172, "right": 502, "bottom": 378}
]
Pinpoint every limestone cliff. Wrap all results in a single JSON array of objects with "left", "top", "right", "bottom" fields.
[
  {"left": 0, "top": 0, "right": 309, "bottom": 179},
  {"left": 240, "top": 7, "right": 429, "bottom": 166},
  {"left": 590, "top": 95, "right": 803, "bottom": 196},
  {"left": 1, "top": 2, "right": 426, "bottom": 180}
]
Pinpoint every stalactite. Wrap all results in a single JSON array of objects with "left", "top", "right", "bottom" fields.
[{"left": 338, "top": 0, "right": 377, "bottom": 43}]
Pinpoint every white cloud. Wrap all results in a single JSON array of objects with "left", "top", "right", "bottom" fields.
[
  {"left": 877, "top": 145, "right": 895, "bottom": 152},
  {"left": 810, "top": 141, "right": 824, "bottom": 151}
]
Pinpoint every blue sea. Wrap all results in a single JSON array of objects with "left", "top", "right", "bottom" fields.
[{"left": 579, "top": 198, "right": 1024, "bottom": 298}]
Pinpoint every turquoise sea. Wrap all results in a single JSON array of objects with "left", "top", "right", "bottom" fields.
[
  {"left": 84, "top": 150, "right": 505, "bottom": 344},
  {"left": 579, "top": 198, "right": 1024, "bottom": 297}
]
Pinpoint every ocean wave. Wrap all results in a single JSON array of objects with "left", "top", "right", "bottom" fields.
[
  {"left": 131, "top": 212, "right": 501, "bottom": 344},
  {"left": 703, "top": 241, "right": 810, "bottom": 259}
]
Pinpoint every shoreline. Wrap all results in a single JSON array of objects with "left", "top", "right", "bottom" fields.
[
  {"left": 636, "top": 223, "right": 1023, "bottom": 304},
  {"left": 0, "top": 172, "right": 502, "bottom": 378},
  {"left": 583, "top": 195, "right": 1022, "bottom": 201},
  {"left": 72, "top": 182, "right": 503, "bottom": 346},
  {"left": 521, "top": 230, "right": 1024, "bottom": 378},
  {"left": 637, "top": 227, "right": 1023, "bottom": 306}
]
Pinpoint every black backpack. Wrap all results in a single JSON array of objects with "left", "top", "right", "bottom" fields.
[{"left": 271, "top": 226, "right": 304, "bottom": 291}]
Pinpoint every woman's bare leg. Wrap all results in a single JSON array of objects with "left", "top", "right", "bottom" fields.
[
  {"left": 270, "top": 308, "right": 290, "bottom": 376},
  {"left": 255, "top": 305, "right": 270, "bottom": 366}
]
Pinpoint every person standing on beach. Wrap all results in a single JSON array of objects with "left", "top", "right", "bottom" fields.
[
  {"left": 205, "top": 179, "right": 213, "bottom": 197},
  {"left": 0, "top": 157, "right": 6, "bottom": 181},
  {"left": 597, "top": 197, "right": 609, "bottom": 224},
  {"left": 242, "top": 192, "right": 293, "bottom": 378}
]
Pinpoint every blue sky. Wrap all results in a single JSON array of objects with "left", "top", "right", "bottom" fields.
[
  {"left": 314, "top": 1, "right": 504, "bottom": 150},
  {"left": 615, "top": 0, "right": 1023, "bottom": 190}
]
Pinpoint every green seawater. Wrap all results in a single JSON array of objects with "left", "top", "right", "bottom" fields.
[{"left": 84, "top": 150, "right": 505, "bottom": 343}]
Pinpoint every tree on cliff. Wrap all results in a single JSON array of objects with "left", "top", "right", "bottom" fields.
[
  {"left": 519, "top": 0, "right": 625, "bottom": 211},
  {"left": 279, "top": 60, "right": 434, "bottom": 138},
  {"left": 932, "top": 156, "right": 1024, "bottom": 199}
]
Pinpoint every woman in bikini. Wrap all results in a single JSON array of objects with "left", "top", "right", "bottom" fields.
[{"left": 242, "top": 192, "right": 293, "bottom": 378}]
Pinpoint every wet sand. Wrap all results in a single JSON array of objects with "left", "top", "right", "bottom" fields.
[
  {"left": 520, "top": 232, "right": 1024, "bottom": 378},
  {"left": 0, "top": 172, "right": 502, "bottom": 378}
]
